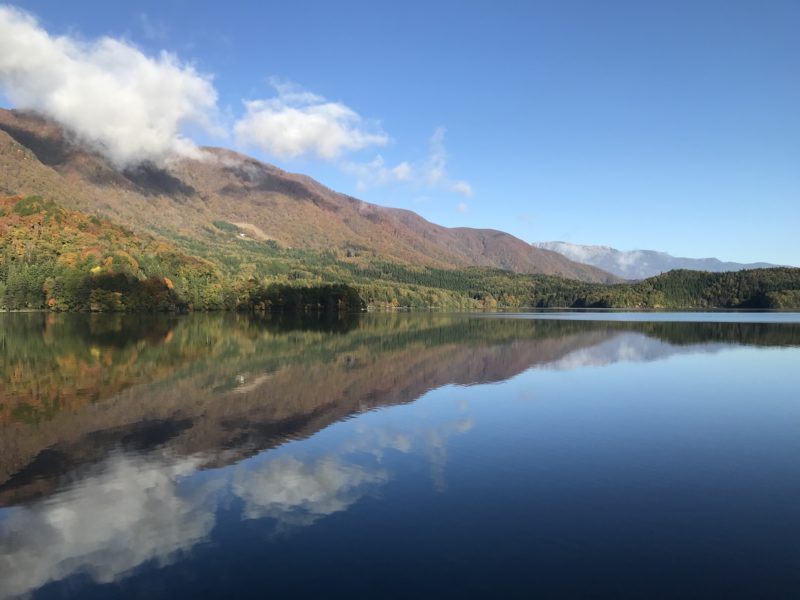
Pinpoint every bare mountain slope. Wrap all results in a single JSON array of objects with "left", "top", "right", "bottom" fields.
[{"left": 0, "top": 108, "right": 618, "bottom": 282}]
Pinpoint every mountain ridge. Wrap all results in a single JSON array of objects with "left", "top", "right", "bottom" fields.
[
  {"left": 534, "top": 240, "right": 782, "bottom": 280},
  {"left": 0, "top": 108, "right": 618, "bottom": 283}
]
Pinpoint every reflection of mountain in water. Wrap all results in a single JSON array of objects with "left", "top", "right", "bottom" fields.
[
  {"left": 0, "top": 313, "right": 799, "bottom": 597},
  {"left": 0, "top": 313, "right": 798, "bottom": 508},
  {"left": 544, "top": 334, "right": 730, "bottom": 371}
]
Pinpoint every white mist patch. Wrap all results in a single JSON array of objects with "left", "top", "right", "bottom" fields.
[{"left": 344, "top": 126, "right": 472, "bottom": 197}]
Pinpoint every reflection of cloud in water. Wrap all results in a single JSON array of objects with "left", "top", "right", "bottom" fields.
[
  {"left": 0, "top": 408, "right": 473, "bottom": 597},
  {"left": 426, "top": 417, "right": 472, "bottom": 492},
  {"left": 0, "top": 454, "right": 220, "bottom": 599},
  {"left": 233, "top": 457, "right": 388, "bottom": 527},
  {"left": 235, "top": 408, "right": 473, "bottom": 525},
  {"left": 544, "top": 333, "right": 729, "bottom": 371},
  {"left": 347, "top": 408, "right": 473, "bottom": 492}
]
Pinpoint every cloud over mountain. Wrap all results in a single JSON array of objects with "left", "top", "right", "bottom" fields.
[
  {"left": 0, "top": 5, "right": 220, "bottom": 167},
  {"left": 0, "top": 5, "right": 470, "bottom": 195}
]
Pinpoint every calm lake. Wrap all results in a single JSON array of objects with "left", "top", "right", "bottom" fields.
[{"left": 1, "top": 311, "right": 800, "bottom": 598}]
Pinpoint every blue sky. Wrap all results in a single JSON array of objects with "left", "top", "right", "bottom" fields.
[{"left": 2, "top": 0, "right": 798, "bottom": 264}]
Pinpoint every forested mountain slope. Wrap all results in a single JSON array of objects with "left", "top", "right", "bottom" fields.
[
  {"left": 3, "top": 194, "right": 799, "bottom": 311},
  {"left": 0, "top": 108, "right": 617, "bottom": 283}
]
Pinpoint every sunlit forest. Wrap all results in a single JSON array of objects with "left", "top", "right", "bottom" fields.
[{"left": 3, "top": 195, "right": 800, "bottom": 312}]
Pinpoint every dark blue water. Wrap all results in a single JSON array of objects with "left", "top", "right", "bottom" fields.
[{"left": 1, "top": 312, "right": 799, "bottom": 598}]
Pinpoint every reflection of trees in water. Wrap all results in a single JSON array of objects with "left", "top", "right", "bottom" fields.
[
  {"left": 3, "top": 313, "right": 797, "bottom": 422},
  {"left": 0, "top": 313, "right": 797, "bottom": 507}
]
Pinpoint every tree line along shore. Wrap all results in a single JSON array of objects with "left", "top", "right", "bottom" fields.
[{"left": 2, "top": 195, "right": 799, "bottom": 312}]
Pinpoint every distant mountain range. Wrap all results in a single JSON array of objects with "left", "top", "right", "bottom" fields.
[
  {"left": 534, "top": 241, "right": 782, "bottom": 280},
  {"left": 0, "top": 108, "right": 617, "bottom": 283}
]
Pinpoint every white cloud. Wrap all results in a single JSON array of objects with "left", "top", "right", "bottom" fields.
[
  {"left": 344, "top": 154, "right": 413, "bottom": 192},
  {"left": 426, "top": 127, "right": 472, "bottom": 196},
  {"left": 452, "top": 181, "right": 473, "bottom": 196},
  {"left": 0, "top": 6, "right": 220, "bottom": 167},
  {"left": 137, "top": 13, "right": 167, "bottom": 41},
  {"left": 345, "top": 126, "right": 472, "bottom": 197},
  {"left": 457, "top": 202, "right": 469, "bottom": 213},
  {"left": 392, "top": 161, "right": 413, "bottom": 181},
  {"left": 235, "top": 80, "right": 389, "bottom": 160},
  {"left": 424, "top": 127, "right": 446, "bottom": 183}
]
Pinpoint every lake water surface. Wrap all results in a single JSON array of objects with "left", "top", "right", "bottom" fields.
[{"left": 1, "top": 311, "right": 800, "bottom": 598}]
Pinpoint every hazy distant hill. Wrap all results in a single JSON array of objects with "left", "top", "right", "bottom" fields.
[
  {"left": 534, "top": 241, "right": 781, "bottom": 280},
  {"left": 0, "top": 108, "right": 617, "bottom": 283}
]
